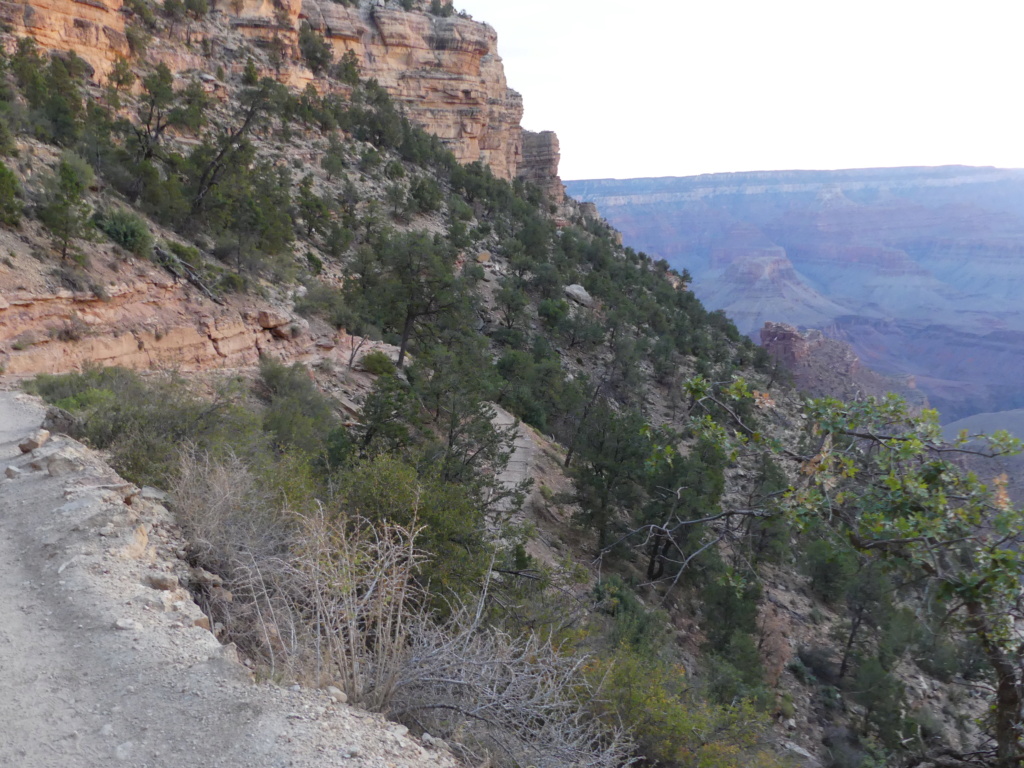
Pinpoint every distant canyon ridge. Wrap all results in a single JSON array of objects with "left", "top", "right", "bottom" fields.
[{"left": 567, "top": 167, "right": 1024, "bottom": 422}]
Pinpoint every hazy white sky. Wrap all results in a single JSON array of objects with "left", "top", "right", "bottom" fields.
[{"left": 456, "top": 0, "right": 1024, "bottom": 180}]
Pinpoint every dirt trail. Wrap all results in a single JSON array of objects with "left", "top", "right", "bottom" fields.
[{"left": 0, "top": 389, "right": 455, "bottom": 768}]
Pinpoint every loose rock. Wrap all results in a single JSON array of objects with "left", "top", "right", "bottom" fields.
[
  {"left": 47, "top": 452, "right": 82, "bottom": 477},
  {"left": 145, "top": 573, "right": 178, "bottom": 591},
  {"left": 257, "top": 309, "right": 290, "bottom": 329},
  {"left": 140, "top": 486, "right": 169, "bottom": 503},
  {"left": 18, "top": 429, "right": 50, "bottom": 453},
  {"left": 326, "top": 685, "right": 348, "bottom": 704}
]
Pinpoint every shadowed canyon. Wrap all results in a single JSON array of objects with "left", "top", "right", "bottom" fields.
[{"left": 567, "top": 167, "right": 1024, "bottom": 421}]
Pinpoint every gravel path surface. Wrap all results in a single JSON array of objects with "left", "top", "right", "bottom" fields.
[{"left": 0, "top": 390, "right": 456, "bottom": 768}]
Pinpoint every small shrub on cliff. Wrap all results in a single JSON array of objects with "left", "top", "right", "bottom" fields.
[
  {"left": 162, "top": 0, "right": 185, "bottom": 21},
  {"left": 294, "top": 282, "right": 354, "bottom": 329},
  {"left": 0, "top": 161, "right": 21, "bottom": 226},
  {"left": 298, "top": 22, "right": 333, "bottom": 75},
  {"left": 125, "top": 0, "right": 157, "bottom": 27},
  {"left": 334, "top": 50, "right": 361, "bottom": 86},
  {"left": 428, "top": 0, "right": 454, "bottom": 16},
  {"left": 94, "top": 207, "right": 153, "bottom": 258},
  {"left": 360, "top": 350, "right": 396, "bottom": 376}
]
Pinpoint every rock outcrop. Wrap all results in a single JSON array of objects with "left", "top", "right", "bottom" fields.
[
  {"left": 517, "top": 130, "right": 564, "bottom": 202},
  {"left": 0, "top": 0, "right": 128, "bottom": 77},
  {"left": 6, "top": 0, "right": 559, "bottom": 183},
  {"left": 760, "top": 321, "right": 924, "bottom": 407},
  {"left": 301, "top": 1, "right": 525, "bottom": 178},
  {"left": 0, "top": 275, "right": 316, "bottom": 374}
]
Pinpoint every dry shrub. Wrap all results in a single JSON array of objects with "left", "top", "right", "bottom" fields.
[
  {"left": 172, "top": 449, "right": 633, "bottom": 768},
  {"left": 173, "top": 449, "right": 300, "bottom": 674},
  {"left": 287, "top": 508, "right": 425, "bottom": 706},
  {"left": 391, "top": 602, "right": 635, "bottom": 768}
]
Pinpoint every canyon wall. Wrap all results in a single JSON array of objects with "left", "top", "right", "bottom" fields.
[
  {"left": 760, "top": 321, "right": 924, "bottom": 408},
  {"left": 0, "top": 0, "right": 129, "bottom": 77},
  {"left": 302, "top": 1, "right": 525, "bottom": 178},
  {"left": 2, "top": 0, "right": 562, "bottom": 185},
  {"left": 567, "top": 167, "right": 1024, "bottom": 421}
]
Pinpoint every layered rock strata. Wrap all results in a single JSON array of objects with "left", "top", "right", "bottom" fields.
[
  {"left": 301, "top": 1, "right": 525, "bottom": 178},
  {"left": 0, "top": 277, "right": 311, "bottom": 374},
  {"left": 0, "top": 0, "right": 128, "bottom": 77},
  {"left": 10, "top": 0, "right": 561, "bottom": 184},
  {"left": 517, "top": 130, "right": 564, "bottom": 203}
]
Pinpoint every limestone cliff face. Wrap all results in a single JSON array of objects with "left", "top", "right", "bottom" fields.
[
  {"left": 0, "top": 0, "right": 128, "bottom": 77},
  {"left": 301, "top": 1, "right": 524, "bottom": 178},
  {"left": 517, "top": 130, "right": 564, "bottom": 203},
  {"left": 6, "top": 0, "right": 562, "bottom": 184}
]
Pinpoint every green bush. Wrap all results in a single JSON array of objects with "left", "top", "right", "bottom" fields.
[
  {"left": 802, "top": 538, "right": 858, "bottom": 605},
  {"left": 849, "top": 657, "right": 906, "bottom": 749},
  {"left": 361, "top": 350, "right": 396, "bottom": 376},
  {"left": 591, "top": 649, "right": 787, "bottom": 768},
  {"left": 335, "top": 454, "right": 491, "bottom": 598},
  {"left": 0, "top": 161, "right": 21, "bottom": 226},
  {"left": 257, "top": 356, "right": 339, "bottom": 457},
  {"left": 295, "top": 282, "right": 352, "bottom": 328},
  {"left": 27, "top": 367, "right": 260, "bottom": 485},
  {"left": 298, "top": 22, "right": 333, "bottom": 74},
  {"left": 94, "top": 208, "right": 153, "bottom": 257}
]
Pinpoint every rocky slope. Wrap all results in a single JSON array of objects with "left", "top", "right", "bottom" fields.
[
  {"left": 567, "top": 167, "right": 1024, "bottom": 421},
  {"left": 0, "top": 196, "right": 395, "bottom": 378}
]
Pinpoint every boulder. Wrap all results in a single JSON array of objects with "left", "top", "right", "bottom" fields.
[
  {"left": 257, "top": 310, "right": 290, "bottom": 329},
  {"left": 145, "top": 573, "right": 179, "bottom": 591},
  {"left": 42, "top": 406, "right": 79, "bottom": 436},
  {"left": 564, "top": 284, "right": 594, "bottom": 307},
  {"left": 271, "top": 317, "right": 310, "bottom": 340},
  {"left": 141, "top": 486, "right": 169, "bottom": 503},
  {"left": 18, "top": 429, "right": 50, "bottom": 453},
  {"left": 47, "top": 452, "right": 82, "bottom": 477}
]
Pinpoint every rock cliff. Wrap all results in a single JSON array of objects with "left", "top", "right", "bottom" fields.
[
  {"left": 0, "top": 0, "right": 128, "bottom": 77},
  {"left": 760, "top": 321, "right": 925, "bottom": 407},
  {"left": 3, "top": 0, "right": 564, "bottom": 186},
  {"left": 302, "top": 1, "right": 525, "bottom": 178},
  {"left": 517, "top": 130, "right": 564, "bottom": 203}
]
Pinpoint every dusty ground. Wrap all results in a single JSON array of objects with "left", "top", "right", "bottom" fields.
[{"left": 0, "top": 389, "right": 457, "bottom": 768}]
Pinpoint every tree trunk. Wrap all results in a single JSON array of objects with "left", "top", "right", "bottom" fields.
[
  {"left": 838, "top": 612, "right": 863, "bottom": 680},
  {"left": 966, "top": 600, "right": 1024, "bottom": 767}
]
